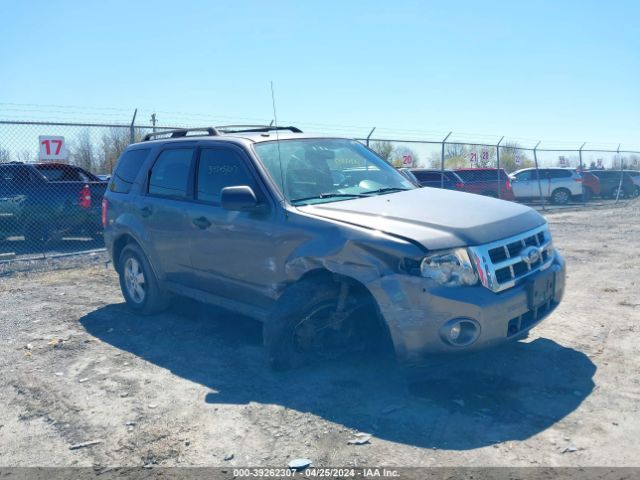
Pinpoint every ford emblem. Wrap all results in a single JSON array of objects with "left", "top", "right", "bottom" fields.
[{"left": 520, "top": 246, "right": 541, "bottom": 265}]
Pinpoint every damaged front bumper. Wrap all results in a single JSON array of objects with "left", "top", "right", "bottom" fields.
[{"left": 367, "top": 252, "right": 566, "bottom": 361}]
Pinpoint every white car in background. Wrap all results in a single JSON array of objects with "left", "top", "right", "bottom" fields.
[{"left": 510, "top": 168, "right": 583, "bottom": 205}]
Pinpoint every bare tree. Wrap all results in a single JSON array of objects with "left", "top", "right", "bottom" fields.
[
  {"left": 0, "top": 146, "right": 10, "bottom": 163},
  {"left": 391, "top": 146, "right": 419, "bottom": 168},
  {"left": 16, "top": 150, "right": 35, "bottom": 163},
  {"left": 99, "top": 127, "right": 131, "bottom": 173},
  {"left": 70, "top": 129, "right": 95, "bottom": 171},
  {"left": 499, "top": 142, "right": 534, "bottom": 173},
  {"left": 446, "top": 143, "right": 466, "bottom": 159},
  {"left": 370, "top": 140, "right": 393, "bottom": 162}
]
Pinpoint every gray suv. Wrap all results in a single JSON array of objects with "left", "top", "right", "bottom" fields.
[{"left": 103, "top": 126, "right": 566, "bottom": 367}]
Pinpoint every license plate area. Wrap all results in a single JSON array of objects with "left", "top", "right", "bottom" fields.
[{"left": 527, "top": 269, "right": 556, "bottom": 310}]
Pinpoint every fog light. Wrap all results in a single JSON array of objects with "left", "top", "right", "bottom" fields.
[
  {"left": 449, "top": 324, "right": 461, "bottom": 341},
  {"left": 440, "top": 318, "right": 481, "bottom": 347}
]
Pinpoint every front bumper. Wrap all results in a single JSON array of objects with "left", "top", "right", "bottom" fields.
[{"left": 367, "top": 252, "right": 566, "bottom": 361}]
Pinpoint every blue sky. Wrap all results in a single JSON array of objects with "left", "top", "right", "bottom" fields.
[{"left": 1, "top": 0, "right": 639, "bottom": 149}]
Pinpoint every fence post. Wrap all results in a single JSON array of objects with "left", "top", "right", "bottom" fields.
[
  {"left": 533, "top": 141, "right": 545, "bottom": 210},
  {"left": 615, "top": 144, "right": 624, "bottom": 203},
  {"left": 366, "top": 127, "right": 376, "bottom": 147},
  {"left": 129, "top": 109, "right": 137, "bottom": 144},
  {"left": 578, "top": 142, "right": 586, "bottom": 202},
  {"left": 496, "top": 136, "right": 504, "bottom": 198},
  {"left": 441, "top": 131, "right": 452, "bottom": 189}
]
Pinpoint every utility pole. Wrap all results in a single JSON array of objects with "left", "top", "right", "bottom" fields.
[{"left": 151, "top": 113, "right": 157, "bottom": 133}]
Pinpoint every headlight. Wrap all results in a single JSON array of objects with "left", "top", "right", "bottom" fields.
[{"left": 420, "top": 248, "right": 478, "bottom": 287}]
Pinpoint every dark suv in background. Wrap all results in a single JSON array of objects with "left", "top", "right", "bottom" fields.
[
  {"left": 0, "top": 162, "right": 106, "bottom": 244},
  {"left": 587, "top": 170, "right": 636, "bottom": 198},
  {"left": 409, "top": 168, "right": 465, "bottom": 191},
  {"left": 103, "top": 126, "right": 565, "bottom": 368}
]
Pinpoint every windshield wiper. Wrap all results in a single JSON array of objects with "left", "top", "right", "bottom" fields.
[
  {"left": 290, "top": 193, "right": 368, "bottom": 204},
  {"left": 361, "top": 187, "right": 410, "bottom": 195}
]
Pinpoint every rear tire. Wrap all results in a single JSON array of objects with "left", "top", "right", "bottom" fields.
[
  {"left": 551, "top": 188, "right": 571, "bottom": 205},
  {"left": 610, "top": 186, "right": 625, "bottom": 199},
  {"left": 24, "top": 222, "right": 51, "bottom": 247},
  {"left": 118, "top": 243, "right": 170, "bottom": 315}
]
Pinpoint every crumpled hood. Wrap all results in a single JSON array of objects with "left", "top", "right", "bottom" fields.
[{"left": 296, "top": 188, "right": 546, "bottom": 250}]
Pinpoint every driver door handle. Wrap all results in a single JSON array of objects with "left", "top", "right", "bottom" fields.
[
  {"left": 192, "top": 216, "right": 212, "bottom": 230},
  {"left": 140, "top": 205, "right": 153, "bottom": 218}
]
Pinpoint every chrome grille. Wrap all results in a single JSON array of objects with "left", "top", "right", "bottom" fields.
[{"left": 468, "top": 225, "right": 554, "bottom": 293}]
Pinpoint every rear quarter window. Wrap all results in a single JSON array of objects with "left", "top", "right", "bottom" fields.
[{"left": 111, "top": 148, "right": 152, "bottom": 194}]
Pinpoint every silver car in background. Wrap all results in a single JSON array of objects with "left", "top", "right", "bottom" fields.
[{"left": 510, "top": 167, "right": 583, "bottom": 204}]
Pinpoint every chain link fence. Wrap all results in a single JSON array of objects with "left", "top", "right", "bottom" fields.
[
  {"left": 1, "top": 119, "right": 638, "bottom": 264},
  {"left": 361, "top": 137, "right": 640, "bottom": 204}
]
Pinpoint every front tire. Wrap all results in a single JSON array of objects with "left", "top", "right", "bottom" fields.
[
  {"left": 118, "top": 244, "right": 170, "bottom": 315},
  {"left": 264, "top": 278, "right": 384, "bottom": 369}
]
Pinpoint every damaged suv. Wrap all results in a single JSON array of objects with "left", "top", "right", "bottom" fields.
[{"left": 103, "top": 126, "right": 565, "bottom": 367}]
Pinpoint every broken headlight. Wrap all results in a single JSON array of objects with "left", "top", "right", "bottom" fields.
[{"left": 420, "top": 248, "right": 478, "bottom": 287}]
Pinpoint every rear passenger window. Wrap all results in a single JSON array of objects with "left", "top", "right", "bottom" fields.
[
  {"left": 148, "top": 149, "right": 194, "bottom": 199},
  {"left": 196, "top": 148, "right": 256, "bottom": 204},
  {"left": 112, "top": 148, "right": 151, "bottom": 194},
  {"left": 548, "top": 169, "right": 571, "bottom": 178}
]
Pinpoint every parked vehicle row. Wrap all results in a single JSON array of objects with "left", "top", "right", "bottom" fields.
[
  {"left": 0, "top": 162, "right": 107, "bottom": 244},
  {"left": 408, "top": 166, "right": 639, "bottom": 205},
  {"left": 409, "top": 168, "right": 516, "bottom": 200}
]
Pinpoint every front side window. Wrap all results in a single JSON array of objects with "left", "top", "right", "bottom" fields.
[
  {"left": 196, "top": 148, "right": 256, "bottom": 204},
  {"left": 148, "top": 148, "right": 194, "bottom": 199},
  {"left": 253, "top": 139, "right": 415, "bottom": 205}
]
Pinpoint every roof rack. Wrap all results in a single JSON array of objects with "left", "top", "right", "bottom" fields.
[
  {"left": 141, "top": 125, "right": 302, "bottom": 142},
  {"left": 142, "top": 127, "right": 221, "bottom": 142},
  {"left": 215, "top": 125, "right": 303, "bottom": 134}
]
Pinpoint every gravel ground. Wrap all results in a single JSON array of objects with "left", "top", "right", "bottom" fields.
[{"left": 0, "top": 201, "right": 638, "bottom": 468}]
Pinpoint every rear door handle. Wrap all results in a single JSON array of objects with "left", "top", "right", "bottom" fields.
[
  {"left": 140, "top": 205, "right": 153, "bottom": 218},
  {"left": 192, "top": 216, "right": 212, "bottom": 230}
]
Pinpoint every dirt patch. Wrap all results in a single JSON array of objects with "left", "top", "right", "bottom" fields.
[{"left": 0, "top": 201, "right": 639, "bottom": 467}]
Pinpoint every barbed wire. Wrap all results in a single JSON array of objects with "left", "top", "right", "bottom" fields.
[{"left": 0, "top": 102, "right": 638, "bottom": 151}]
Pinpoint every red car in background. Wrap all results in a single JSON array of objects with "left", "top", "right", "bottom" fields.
[
  {"left": 573, "top": 169, "right": 601, "bottom": 200},
  {"left": 454, "top": 168, "right": 515, "bottom": 201}
]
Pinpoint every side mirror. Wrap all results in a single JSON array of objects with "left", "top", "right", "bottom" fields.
[{"left": 220, "top": 185, "right": 259, "bottom": 211}]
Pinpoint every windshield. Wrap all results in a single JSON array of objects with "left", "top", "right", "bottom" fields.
[{"left": 253, "top": 138, "right": 416, "bottom": 205}]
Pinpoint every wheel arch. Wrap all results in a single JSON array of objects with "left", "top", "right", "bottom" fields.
[{"left": 283, "top": 267, "right": 396, "bottom": 354}]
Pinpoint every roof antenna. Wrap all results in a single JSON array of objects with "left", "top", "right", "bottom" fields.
[{"left": 270, "top": 81, "right": 287, "bottom": 205}]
